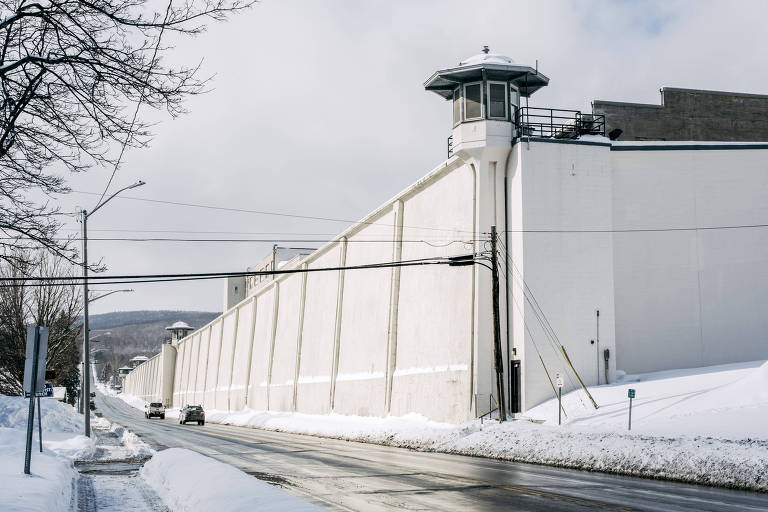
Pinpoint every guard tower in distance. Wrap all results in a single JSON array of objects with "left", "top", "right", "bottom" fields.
[
  {"left": 424, "top": 46, "right": 548, "bottom": 157},
  {"left": 165, "top": 321, "right": 194, "bottom": 344}
]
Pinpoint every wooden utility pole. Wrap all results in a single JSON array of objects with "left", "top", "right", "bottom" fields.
[{"left": 490, "top": 226, "right": 507, "bottom": 422}]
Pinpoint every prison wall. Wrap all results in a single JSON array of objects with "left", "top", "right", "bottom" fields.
[
  {"left": 125, "top": 157, "right": 481, "bottom": 424},
  {"left": 508, "top": 139, "right": 617, "bottom": 410},
  {"left": 611, "top": 144, "right": 768, "bottom": 374}
]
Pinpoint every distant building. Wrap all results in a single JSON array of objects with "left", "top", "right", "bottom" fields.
[{"left": 593, "top": 88, "right": 768, "bottom": 141}]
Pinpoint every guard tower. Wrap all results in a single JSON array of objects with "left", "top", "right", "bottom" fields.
[
  {"left": 165, "top": 321, "right": 194, "bottom": 343},
  {"left": 424, "top": 47, "right": 548, "bottom": 156}
]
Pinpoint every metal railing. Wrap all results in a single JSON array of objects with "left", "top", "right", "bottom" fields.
[
  {"left": 516, "top": 107, "right": 605, "bottom": 139},
  {"left": 447, "top": 135, "right": 453, "bottom": 158}
]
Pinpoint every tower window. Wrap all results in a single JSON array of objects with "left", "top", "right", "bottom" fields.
[
  {"left": 488, "top": 82, "right": 507, "bottom": 119},
  {"left": 453, "top": 88, "right": 462, "bottom": 125},
  {"left": 464, "top": 82, "right": 482, "bottom": 120}
]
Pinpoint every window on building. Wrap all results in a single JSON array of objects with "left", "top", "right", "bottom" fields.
[
  {"left": 488, "top": 82, "right": 507, "bottom": 119},
  {"left": 464, "top": 82, "right": 482, "bottom": 120},
  {"left": 453, "top": 88, "right": 462, "bottom": 125}
]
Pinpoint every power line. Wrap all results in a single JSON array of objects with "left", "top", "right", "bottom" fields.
[
  {"left": 0, "top": 254, "right": 476, "bottom": 287},
  {"left": 502, "top": 223, "right": 768, "bottom": 233},
  {"left": 70, "top": 190, "right": 475, "bottom": 234},
  {"left": 1, "top": 236, "right": 479, "bottom": 245}
]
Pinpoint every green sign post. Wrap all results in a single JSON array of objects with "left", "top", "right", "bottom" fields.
[{"left": 627, "top": 388, "right": 635, "bottom": 430}]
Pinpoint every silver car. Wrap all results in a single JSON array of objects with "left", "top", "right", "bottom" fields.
[{"left": 145, "top": 402, "right": 165, "bottom": 419}]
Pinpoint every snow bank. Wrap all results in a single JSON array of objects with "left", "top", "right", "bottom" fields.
[
  {"left": 525, "top": 360, "right": 768, "bottom": 439},
  {"left": 140, "top": 448, "right": 321, "bottom": 511},
  {"left": 0, "top": 395, "right": 93, "bottom": 512}
]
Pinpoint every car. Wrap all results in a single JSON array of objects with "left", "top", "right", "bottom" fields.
[
  {"left": 179, "top": 405, "right": 205, "bottom": 425},
  {"left": 89, "top": 400, "right": 96, "bottom": 410},
  {"left": 89, "top": 391, "right": 96, "bottom": 398},
  {"left": 145, "top": 402, "right": 166, "bottom": 419}
]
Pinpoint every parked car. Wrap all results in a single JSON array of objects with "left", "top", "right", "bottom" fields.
[
  {"left": 179, "top": 405, "right": 205, "bottom": 425},
  {"left": 89, "top": 400, "right": 96, "bottom": 410},
  {"left": 145, "top": 402, "right": 166, "bottom": 419},
  {"left": 89, "top": 391, "right": 96, "bottom": 398}
]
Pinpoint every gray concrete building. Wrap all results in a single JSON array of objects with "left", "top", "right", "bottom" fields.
[{"left": 593, "top": 88, "right": 768, "bottom": 141}]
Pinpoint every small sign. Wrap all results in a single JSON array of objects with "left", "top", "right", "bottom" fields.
[
  {"left": 628, "top": 388, "right": 636, "bottom": 399},
  {"left": 23, "top": 326, "right": 49, "bottom": 396},
  {"left": 555, "top": 373, "right": 564, "bottom": 388}
]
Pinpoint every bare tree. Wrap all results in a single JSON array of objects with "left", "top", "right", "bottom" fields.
[
  {"left": 0, "top": 251, "right": 82, "bottom": 401},
  {"left": 0, "top": 0, "right": 252, "bottom": 267}
]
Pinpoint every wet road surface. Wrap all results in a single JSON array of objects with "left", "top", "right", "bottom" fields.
[{"left": 94, "top": 392, "right": 768, "bottom": 511}]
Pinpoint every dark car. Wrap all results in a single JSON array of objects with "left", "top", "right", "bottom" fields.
[
  {"left": 89, "top": 400, "right": 96, "bottom": 410},
  {"left": 179, "top": 405, "right": 205, "bottom": 425}
]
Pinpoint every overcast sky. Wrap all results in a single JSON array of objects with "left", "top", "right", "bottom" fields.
[{"left": 53, "top": 0, "right": 768, "bottom": 315}]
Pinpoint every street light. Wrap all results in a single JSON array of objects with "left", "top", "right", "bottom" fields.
[
  {"left": 81, "top": 180, "right": 145, "bottom": 437},
  {"left": 89, "top": 289, "right": 134, "bottom": 303}
]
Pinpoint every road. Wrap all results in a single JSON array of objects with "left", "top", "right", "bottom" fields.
[{"left": 94, "top": 392, "right": 767, "bottom": 511}]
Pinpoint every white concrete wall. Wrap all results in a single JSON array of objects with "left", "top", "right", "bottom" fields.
[
  {"left": 509, "top": 140, "right": 617, "bottom": 410},
  {"left": 612, "top": 147, "right": 768, "bottom": 374},
  {"left": 125, "top": 155, "right": 487, "bottom": 423}
]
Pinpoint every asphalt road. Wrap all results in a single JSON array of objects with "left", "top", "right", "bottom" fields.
[{"left": 94, "top": 392, "right": 768, "bottom": 512}]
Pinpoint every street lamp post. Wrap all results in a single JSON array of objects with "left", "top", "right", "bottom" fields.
[{"left": 81, "top": 180, "right": 144, "bottom": 437}]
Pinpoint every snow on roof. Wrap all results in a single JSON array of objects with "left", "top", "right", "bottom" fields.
[
  {"left": 130, "top": 355, "right": 149, "bottom": 361},
  {"left": 118, "top": 366, "right": 133, "bottom": 370},
  {"left": 166, "top": 321, "right": 193, "bottom": 331},
  {"left": 459, "top": 52, "right": 514, "bottom": 67}
]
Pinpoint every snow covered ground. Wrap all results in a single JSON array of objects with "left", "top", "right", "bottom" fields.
[
  {"left": 0, "top": 395, "right": 93, "bottom": 512},
  {"left": 141, "top": 448, "right": 321, "bottom": 512},
  {"left": 118, "top": 360, "right": 768, "bottom": 491}
]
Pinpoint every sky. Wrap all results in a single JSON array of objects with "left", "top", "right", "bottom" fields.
[{"left": 50, "top": 0, "right": 768, "bottom": 315}]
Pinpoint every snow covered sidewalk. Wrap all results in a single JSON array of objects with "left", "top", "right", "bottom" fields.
[
  {"left": 118, "top": 360, "right": 768, "bottom": 491},
  {"left": 0, "top": 395, "right": 93, "bottom": 512}
]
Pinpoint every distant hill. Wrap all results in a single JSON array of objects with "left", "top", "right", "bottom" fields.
[
  {"left": 88, "top": 310, "right": 220, "bottom": 331},
  {"left": 86, "top": 310, "right": 219, "bottom": 380}
]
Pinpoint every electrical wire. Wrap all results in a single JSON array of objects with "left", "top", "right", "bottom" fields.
[
  {"left": 496, "top": 238, "right": 588, "bottom": 408},
  {"left": 0, "top": 237, "right": 481, "bottom": 244},
  {"left": 71, "top": 190, "right": 476, "bottom": 234},
  {"left": 0, "top": 255, "right": 467, "bottom": 287},
  {"left": 500, "top": 223, "right": 768, "bottom": 233}
]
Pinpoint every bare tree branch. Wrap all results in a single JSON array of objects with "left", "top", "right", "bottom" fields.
[{"left": 0, "top": 0, "right": 254, "bottom": 268}]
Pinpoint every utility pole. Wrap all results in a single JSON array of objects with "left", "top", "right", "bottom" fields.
[
  {"left": 79, "top": 180, "right": 145, "bottom": 437},
  {"left": 81, "top": 209, "right": 91, "bottom": 437},
  {"left": 490, "top": 226, "right": 507, "bottom": 422}
]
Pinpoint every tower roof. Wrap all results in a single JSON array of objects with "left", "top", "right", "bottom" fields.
[
  {"left": 424, "top": 49, "right": 549, "bottom": 100},
  {"left": 165, "top": 321, "right": 193, "bottom": 331}
]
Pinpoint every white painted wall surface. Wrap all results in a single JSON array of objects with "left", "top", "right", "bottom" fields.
[
  {"left": 246, "top": 286, "right": 276, "bottom": 410},
  {"left": 295, "top": 247, "right": 340, "bottom": 415},
  {"left": 268, "top": 273, "right": 302, "bottom": 412},
  {"left": 510, "top": 140, "right": 616, "bottom": 410},
  {"left": 391, "top": 164, "right": 476, "bottom": 423},
  {"left": 612, "top": 147, "right": 768, "bottom": 373}
]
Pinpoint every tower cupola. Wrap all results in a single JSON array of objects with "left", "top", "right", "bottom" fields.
[
  {"left": 424, "top": 47, "right": 548, "bottom": 127},
  {"left": 165, "top": 321, "right": 194, "bottom": 343}
]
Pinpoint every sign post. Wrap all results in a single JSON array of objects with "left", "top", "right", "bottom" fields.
[
  {"left": 23, "top": 325, "right": 48, "bottom": 474},
  {"left": 556, "top": 373, "right": 564, "bottom": 425},
  {"left": 627, "top": 388, "right": 636, "bottom": 431}
]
